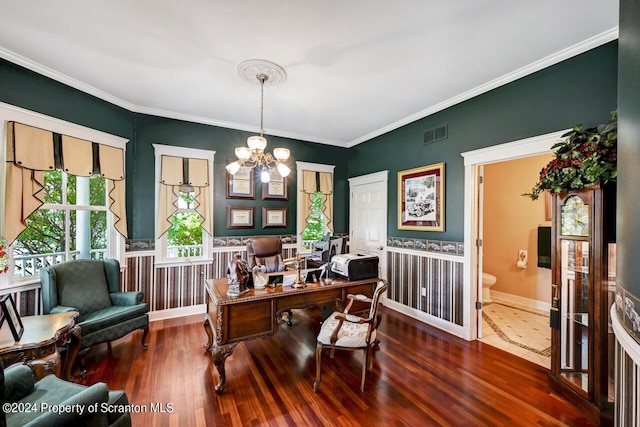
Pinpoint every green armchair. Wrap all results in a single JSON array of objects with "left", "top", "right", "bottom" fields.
[
  {"left": 40, "top": 259, "right": 149, "bottom": 352},
  {"left": 1, "top": 361, "right": 131, "bottom": 427}
]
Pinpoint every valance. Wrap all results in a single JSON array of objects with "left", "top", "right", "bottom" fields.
[{"left": 4, "top": 122, "right": 128, "bottom": 244}]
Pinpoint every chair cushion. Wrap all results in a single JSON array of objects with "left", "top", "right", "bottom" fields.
[
  {"left": 3, "top": 365, "right": 35, "bottom": 402},
  {"left": 78, "top": 304, "right": 149, "bottom": 336},
  {"left": 54, "top": 260, "right": 112, "bottom": 314},
  {"left": 317, "top": 312, "right": 374, "bottom": 348}
]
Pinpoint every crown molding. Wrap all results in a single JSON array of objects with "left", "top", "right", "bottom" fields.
[{"left": 0, "top": 27, "right": 618, "bottom": 149}]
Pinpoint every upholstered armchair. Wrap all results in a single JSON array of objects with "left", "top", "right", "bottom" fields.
[
  {"left": 314, "top": 279, "right": 388, "bottom": 392},
  {"left": 1, "top": 361, "right": 131, "bottom": 427},
  {"left": 40, "top": 259, "right": 149, "bottom": 353},
  {"left": 246, "top": 236, "right": 285, "bottom": 273}
]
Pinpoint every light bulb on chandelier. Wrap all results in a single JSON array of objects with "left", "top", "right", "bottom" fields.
[{"left": 226, "top": 61, "right": 291, "bottom": 183}]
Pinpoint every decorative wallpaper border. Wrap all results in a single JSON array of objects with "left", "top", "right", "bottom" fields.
[
  {"left": 387, "top": 236, "right": 464, "bottom": 256},
  {"left": 615, "top": 285, "right": 640, "bottom": 345}
]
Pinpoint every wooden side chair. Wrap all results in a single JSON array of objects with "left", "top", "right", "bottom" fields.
[{"left": 313, "top": 279, "right": 388, "bottom": 392}]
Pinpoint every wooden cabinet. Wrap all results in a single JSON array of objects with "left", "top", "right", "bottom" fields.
[{"left": 549, "top": 185, "right": 616, "bottom": 426}]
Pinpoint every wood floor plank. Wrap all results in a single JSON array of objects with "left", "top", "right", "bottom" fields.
[{"left": 77, "top": 306, "right": 598, "bottom": 426}]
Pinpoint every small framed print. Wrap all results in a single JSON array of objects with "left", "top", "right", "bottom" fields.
[
  {"left": 226, "top": 163, "right": 255, "bottom": 199},
  {"left": 262, "top": 207, "right": 288, "bottom": 228},
  {"left": 227, "top": 206, "right": 255, "bottom": 229},
  {"left": 1, "top": 294, "right": 23, "bottom": 342},
  {"left": 262, "top": 175, "right": 288, "bottom": 200}
]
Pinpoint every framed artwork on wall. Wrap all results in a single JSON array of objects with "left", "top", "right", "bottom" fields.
[
  {"left": 262, "top": 174, "right": 288, "bottom": 200},
  {"left": 262, "top": 207, "right": 288, "bottom": 228},
  {"left": 226, "top": 163, "right": 255, "bottom": 199},
  {"left": 1, "top": 294, "right": 24, "bottom": 341},
  {"left": 226, "top": 206, "right": 255, "bottom": 229},
  {"left": 398, "top": 162, "right": 445, "bottom": 231}
]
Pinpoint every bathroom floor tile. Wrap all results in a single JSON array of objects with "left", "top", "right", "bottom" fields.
[{"left": 480, "top": 302, "right": 551, "bottom": 368}]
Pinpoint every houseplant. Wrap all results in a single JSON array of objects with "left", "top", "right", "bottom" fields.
[{"left": 524, "top": 112, "right": 617, "bottom": 200}]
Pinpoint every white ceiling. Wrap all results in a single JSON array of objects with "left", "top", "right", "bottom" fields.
[{"left": 0, "top": 1, "right": 619, "bottom": 147}]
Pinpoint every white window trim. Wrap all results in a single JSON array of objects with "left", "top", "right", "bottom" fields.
[
  {"left": 153, "top": 143, "right": 215, "bottom": 267},
  {"left": 296, "top": 161, "right": 335, "bottom": 255},
  {"left": 0, "top": 101, "right": 128, "bottom": 289}
]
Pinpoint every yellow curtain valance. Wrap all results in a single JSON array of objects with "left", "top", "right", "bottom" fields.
[{"left": 4, "top": 122, "right": 128, "bottom": 243}]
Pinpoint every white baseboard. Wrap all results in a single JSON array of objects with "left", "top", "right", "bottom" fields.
[
  {"left": 490, "top": 290, "right": 550, "bottom": 312},
  {"left": 149, "top": 304, "right": 206, "bottom": 322},
  {"left": 382, "top": 297, "right": 470, "bottom": 341}
]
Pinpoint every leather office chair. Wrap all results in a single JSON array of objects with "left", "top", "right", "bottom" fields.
[
  {"left": 246, "top": 236, "right": 285, "bottom": 273},
  {"left": 313, "top": 279, "right": 388, "bottom": 392}
]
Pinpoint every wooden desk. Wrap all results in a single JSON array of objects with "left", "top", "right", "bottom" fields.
[
  {"left": 0, "top": 311, "right": 81, "bottom": 380},
  {"left": 203, "top": 277, "right": 378, "bottom": 393}
]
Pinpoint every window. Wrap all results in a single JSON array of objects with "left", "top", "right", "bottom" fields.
[
  {"left": 12, "top": 171, "right": 109, "bottom": 278},
  {"left": 297, "top": 161, "right": 335, "bottom": 253},
  {"left": 154, "top": 144, "right": 214, "bottom": 264},
  {"left": 301, "top": 192, "right": 326, "bottom": 250},
  {"left": 0, "top": 103, "right": 128, "bottom": 287}
]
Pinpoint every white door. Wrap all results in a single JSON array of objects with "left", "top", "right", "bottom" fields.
[{"left": 348, "top": 171, "right": 388, "bottom": 280}]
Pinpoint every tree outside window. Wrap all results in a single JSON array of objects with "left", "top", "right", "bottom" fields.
[
  {"left": 12, "top": 170, "right": 108, "bottom": 277},
  {"left": 301, "top": 192, "right": 326, "bottom": 249},
  {"left": 166, "top": 190, "right": 203, "bottom": 258}
]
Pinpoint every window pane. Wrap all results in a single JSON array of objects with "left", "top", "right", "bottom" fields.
[
  {"left": 166, "top": 212, "right": 203, "bottom": 258},
  {"left": 43, "top": 170, "right": 63, "bottom": 204},
  {"left": 69, "top": 210, "right": 108, "bottom": 260},
  {"left": 177, "top": 191, "right": 196, "bottom": 210},
  {"left": 68, "top": 176, "right": 107, "bottom": 206},
  {"left": 12, "top": 209, "right": 67, "bottom": 277}
]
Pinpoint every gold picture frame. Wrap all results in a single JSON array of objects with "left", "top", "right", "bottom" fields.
[{"left": 398, "top": 162, "right": 445, "bottom": 231}]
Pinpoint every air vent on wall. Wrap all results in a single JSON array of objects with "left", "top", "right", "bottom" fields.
[{"left": 424, "top": 124, "right": 448, "bottom": 145}]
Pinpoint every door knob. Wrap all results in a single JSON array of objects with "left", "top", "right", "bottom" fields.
[{"left": 378, "top": 246, "right": 384, "bottom": 250}]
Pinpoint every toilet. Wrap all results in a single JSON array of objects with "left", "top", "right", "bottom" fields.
[{"left": 482, "top": 272, "right": 497, "bottom": 303}]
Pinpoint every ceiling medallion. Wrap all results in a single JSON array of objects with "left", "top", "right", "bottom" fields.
[{"left": 237, "top": 59, "right": 287, "bottom": 86}]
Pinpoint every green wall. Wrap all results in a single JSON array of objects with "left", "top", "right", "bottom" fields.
[
  {"left": 618, "top": 0, "right": 640, "bottom": 299},
  {"left": 348, "top": 41, "right": 618, "bottom": 242},
  {"left": 0, "top": 41, "right": 618, "bottom": 242}
]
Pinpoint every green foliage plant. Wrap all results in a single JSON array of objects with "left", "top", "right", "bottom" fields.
[{"left": 524, "top": 112, "right": 617, "bottom": 201}]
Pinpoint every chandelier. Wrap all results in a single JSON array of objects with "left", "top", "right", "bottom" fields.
[{"left": 226, "top": 62, "right": 290, "bottom": 183}]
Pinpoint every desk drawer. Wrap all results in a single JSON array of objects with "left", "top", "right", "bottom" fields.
[{"left": 226, "top": 300, "right": 272, "bottom": 341}]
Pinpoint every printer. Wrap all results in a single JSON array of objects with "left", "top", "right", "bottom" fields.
[
  {"left": 312, "top": 234, "right": 344, "bottom": 262},
  {"left": 330, "top": 253, "right": 379, "bottom": 281}
]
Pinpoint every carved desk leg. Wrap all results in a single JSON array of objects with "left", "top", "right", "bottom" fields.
[
  {"left": 211, "top": 342, "right": 237, "bottom": 394},
  {"left": 63, "top": 325, "right": 82, "bottom": 381},
  {"left": 203, "top": 313, "right": 214, "bottom": 351}
]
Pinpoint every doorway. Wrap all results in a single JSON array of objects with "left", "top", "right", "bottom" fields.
[
  {"left": 478, "top": 155, "right": 554, "bottom": 367},
  {"left": 462, "top": 130, "right": 566, "bottom": 362}
]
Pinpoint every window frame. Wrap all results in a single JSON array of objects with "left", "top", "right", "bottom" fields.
[
  {"left": 0, "top": 102, "right": 127, "bottom": 288},
  {"left": 296, "top": 161, "right": 335, "bottom": 255},
  {"left": 153, "top": 144, "right": 215, "bottom": 266}
]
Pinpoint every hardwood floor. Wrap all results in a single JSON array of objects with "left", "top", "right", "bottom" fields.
[{"left": 78, "top": 306, "right": 598, "bottom": 426}]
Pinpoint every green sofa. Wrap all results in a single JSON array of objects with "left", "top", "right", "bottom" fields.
[
  {"left": 1, "top": 362, "right": 131, "bottom": 427},
  {"left": 40, "top": 259, "right": 149, "bottom": 352}
]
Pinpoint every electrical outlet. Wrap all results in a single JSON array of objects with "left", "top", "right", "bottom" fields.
[{"left": 421, "top": 287, "right": 427, "bottom": 297}]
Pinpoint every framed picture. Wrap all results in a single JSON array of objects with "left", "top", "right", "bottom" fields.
[
  {"left": 1, "top": 294, "right": 24, "bottom": 341},
  {"left": 262, "top": 207, "right": 288, "bottom": 228},
  {"left": 398, "top": 162, "right": 445, "bottom": 231},
  {"left": 262, "top": 174, "right": 288, "bottom": 200},
  {"left": 226, "top": 206, "right": 255, "bottom": 229},
  {"left": 226, "top": 163, "right": 255, "bottom": 199}
]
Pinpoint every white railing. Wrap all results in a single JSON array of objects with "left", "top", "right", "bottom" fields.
[
  {"left": 166, "top": 245, "right": 203, "bottom": 259},
  {"left": 13, "top": 249, "right": 107, "bottom": 278}
]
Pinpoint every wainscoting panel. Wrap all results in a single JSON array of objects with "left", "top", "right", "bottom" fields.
[
  {"left": 612, "top": 305, "right": 640, "bottom": 427},
  {"left": 386, "top": 249, "right": 464, "bottom": 327}
]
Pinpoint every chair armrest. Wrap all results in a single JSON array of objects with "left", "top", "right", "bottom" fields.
[
  {"left": 4, "top": 365, "right": 35, "bottom": 402},
  {"left": 346, "top": 293, "right": 372, "bottom": 303},
  {"left": 50, "top": 305, "right": 78, "bottom": 314},
  {"left": 334, "top": 313, "right": 369, "bottom": 324},
  {"left": 28, "top": 382, "right": 109, "bottom": 427},
  {"left": 110, "top": 291, "right": 144, "bottom": 306}
]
